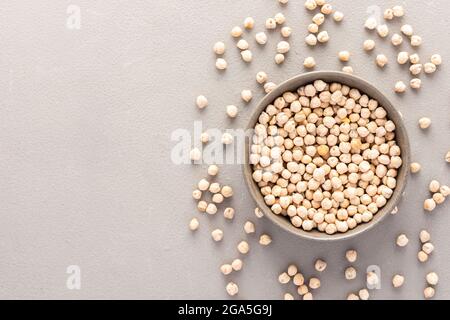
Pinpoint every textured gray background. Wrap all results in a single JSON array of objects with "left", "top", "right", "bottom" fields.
[{"left": 0, "top": 0, "right": 449, "bottom": 300}]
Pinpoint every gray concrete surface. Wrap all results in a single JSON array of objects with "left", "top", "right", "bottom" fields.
[{"left": 0, "top": 0, "right": 449, "bottom": 299}]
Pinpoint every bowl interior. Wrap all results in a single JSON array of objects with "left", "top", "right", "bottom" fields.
[{"left": 244, "top": 71, "right": 411, "bottom": 241}]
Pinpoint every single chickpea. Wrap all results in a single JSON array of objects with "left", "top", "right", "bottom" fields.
[
  {"left": 315, "top": 259, "right": 327, "bottom": 272},
  {"left": 419, "top": 117, "right": 431, "bottom": 129},
  {"left": 426, "top": 272, "right": 439, "bottom": 286},
  {"left": 418, "top": 251, "right": 429, "bottom": 263},
  {"left": 237, "top": 241, "right": 250, "bottom": 254},
  {"left": 363, "top": 39, "right": 376, "bottom": 51},
  {"left": 224, "top": 207, "right": 235, "bottom": 220},
  {"left": 244, "top": 17, "right": 255, "bottom": 30},
  {"left": 259, "top": 234, "right": 272, "bottom": 246},
  {"left": 278, "top": 272, "right": 291, "bottom": 284},
  {"left": 211, "top": 229, "right": 224, "bottom": 241},
  {"left": 394, "top": 81, "right": 407, "bottom": 93},
  {"left": 215, "top": 58, "right": 228, "bottom": 70},
  {"left": 309, "top": 277, "right": 321, "bottom": 289},
  {"left": 424, "top": 287, "right": 435, "bottom": 299},
  {"left": 345, "top": 267, "right": 357, "bottom": 280},
  {"left": 265, "top": 18, "right": 277, "bottom": 30},
  {"left": 410, "top": 162, "right": 421, "bottom": 173},
  {"left": 244, "top": 221, "right": 255, "bottom": 234},
  {"left": 213, "top": 42, "right": 225, "bottom": 55},
  {"left": 346, "top": 249, "right": 358, "bottom": 263},
  {"left": 189, "top": 217, "right": 199, "bottom": 231},
  {"left": 304, "top": 57, "right": 316, "bottom": 69},
  {"left": 333, "top": 11, "right": 344, "bottom": 22},
  {"left": 376, "top": 54, "right": 388, "bottom": 68},
  {"left": 226, "top": 282, "right": 239, "bottom": 296},
  {"left": 392, "top": 274, "right": 405, "bottom": 288},
  {"left": 220, "top": 264, "right": 233, "bottom": 275},
  {"left": 339, "top": 51, "right": 351, "bottom": 62},
  {"left": 396, "top": 234, "right": 409, "bottom": 247},
  {"left": 255, "top": 32, "right": 268, "bottom": 45},
  {"left": 420, "top": 230, "right": 431, "bottom": 243}
]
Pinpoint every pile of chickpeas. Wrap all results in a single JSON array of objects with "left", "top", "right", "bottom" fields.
[{"left": 250, "top": 80, "right": 403, "bottom": 234}]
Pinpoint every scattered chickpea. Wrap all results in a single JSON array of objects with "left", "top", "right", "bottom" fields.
[
  {"left": 308, "top": 23, "right": 319, "bottom": 33},
  {"left": 321, "top": 3, "right": 333, "bottom": 15},
  {"left": 400, "top": 24, "right": 414, "bottom": 37},
  {"left": 309, "top": 277, "right": 321, "bottom": 289},
  {"left": 315, "top": 259, "right": 327, "bottom": 272},
  {"left": 212, "top": 193, "right": 224, "bottom": 204},
  {"left": 264, "top": 82, "right": 277, "bottom": 93},
  {"left": 392, "top": 274, "right": 405, "bottom": 288},
  {"left": 423, "top": 242, "right": 435, "bottom": 255},
  {"left": 226, "top": 282, "right": 239, "bottom": 296},
  {"left": 287, "top": 264, "right": 298, "bottom": 277},
  {"left": 338, "top": 51, "right": 350, "bottom": 62},
  {"left": 293, "top": 273, "right": 305, "bottom": 286},
  {"left": 394, "top": 81, "right": 407, "bottom": 93},
  {"left": 418, "top": 251, "right": 429, "bottom": 263},
  {"left": 345, "top": 267, "right": 357, "bottom": 280},
  {"left": 392, "top": 5, "right": 405, "bottom": 17},
  {"left": 424, "top": 287, "right": 435, "bottom": 299},
  {"left": 206, "top": 203, "right": 217, "bottom": 215},
  {"left": 429, "top": 180, "right": 441, "bottom": 193},
  {"left": 426, "top": 272, "right": 439, "bottom": 286},
  {"left": 342, "top": 66, "right": 353, "bottom": 74},
  {"left": 259, "top": 234, "right": 272, "bottom": 246},
  {"left": 410, "top": 53, "right": 420, "bottom": 64},
  {"left": 237, "top": 241, "right": 250, "bottom": 254},
  {"left": 255, "top": 32, "right": 268, "bottom": 45},
  {"left": 317, "top": 31, "right": 330, "bottom": 43},
  {"left": 446, "top": 151, "right": 450, "bottom": 163},
  {"left": 275, "top": 53, "right": 285, "bottom": 65},
  {"left": 304, "top": 57, "right": 316, "bottom": 69},
  {"left": 363, "top": 39, "right": 376, "bottom": 51},
  {"left": 376, "top": 54, "right": 388, "bottom": 68},
  {"left": 244, "top": 17, "right": 255, "bottom": 30},
  {"left": 365, "top": 17, "right": 378, "bottom": 30},
  {"left": 419, "top": 117, "right": 431, "bottom": 129},
  {"left": 347, "top": 293, "right": 360, "bottom": 300},
  {"left": 237, "top": 39, "right": 249, "bottom": 50},
  {"left": 424, "top": 199, "right": 436, "bottom": 212},
  {"left": 397, "top": 52, "right": 409, "bottom": 65},
  {"left": 411, "top": 35, "right": 422, "bottom": 47},
  {"left": 256, "top": 71, "right": 268, "bottom": 84},
  {"left": 200, "top": 132, "right": 210, "bottom": 144},
  {"left": 312, "top": 13, "right": 325, "bottom": 26},
  {"left": 189, "top": 217, "right": 199, "bottom": 231},
  {"left": 209, "top": 182, "right": 220, "bottom": 194},
  {"left": 190, "top": 148, "right": 202, "bottom": 161},
  {"left": 284, "top": 293, "right": 294, "bottom": 300},
  {"left": 226, "top": 105, "right": 238, "bottom": 118},
  {"left": 244, "top": 221, "right": 255, "bottom": 234},
  {"left": 216, "top": 58, "right": 228, "bottom": 70},
  {"left": 240, "top": 50, "right": 252, "bottom": 62},
  {"left": 410, "top": 162, "right": 421, "bottom": 173},
  {"left": 278, "top": 272, "right": 291, "bottom": 284},
  {"left": 346, "top": 250, "right": 358, "bottom": 263},
  {"left": 410, "top": 78, "right": 422, "bottom": 89},
  {"left": 274, "top": 12, "right": 286, "bottom": 25},
  {"left": 304, "top": 0, "right": 317, "bottom": 11},
  {"left": 333, "top": 11, "right": 344, "bottom": 22},
  {"left": 196, "top": 95, "right": 208, "bottom": 109},
  {"left": 303, "top": 293, "right": 313, "bottom": 300},
  {"left": 265, "top": 18, "right": 277, "bottom": 30},
  {"left": 192, "top": 189, "right": 202, "bottom": 200},
  {"left": 278, "top": 0, "right": 289, "bottom": 4},
  {"left": 211, "top": 229, "right": 224, "bottom": 242},
  {"left": 431, "top": 54, "right": 442, "bottom": 66},
  {"left": 420, "top": 230, "right": 431, "bottom": 243},
  {"left": 213, "top": 42, "right": 225, "bottom": 55},
  {"left": 424, "top": 62, "right": 437, "bottom": 74},
  {"left": 230, "top": 259, "right": 243, "bottom": 271},
  {"left": 207, "top": 164, "right": 219, "bottom": 176},
  {"left": 281, "top": 26, "right": 292, "bottom": 38},
  {"left": 384, "top": 9, "right": 394, "bottom": 20},
  {"left": 197, "top": 200, "right": 208, "bottom": 212},
  {"left": 224, "top": 207, "right": 235, "bottom": 220},
  {"left": 255, "top": 207, "right": 264, "bottom": 218},
  {"left": 359, "top": 289, "right": 370, "bottom": 300},
  {"left": 367, "top": 272, "right": 380, "bottom": 287},
  {"left": 221, "top": 186, "right": 233, "bottom": 198},
  {"left": 277, "top": 41, "right": 290, "bottom": 54},
  {"left": 441, "top": 185, "right": 450, "bottom": 196},
  {"left": 221, "top": 132, "right": 233, "bottom": 145},
  {"left": 231, "top": 26, "right": 243, "bottom": 38},
  {"left": 377, "top": 24, "right": 389, "bottom": 38},
  {"left": 220, "top": 264, "right": 233, "bottom": 275},
  {"left": 305, "top": 34, "right": 318, "bottom": 46},
  {"left": 391, "top": 33, "right": 403, "bottom": 46},
  {"left": 241, "top": 90, "right": 252, "bottom": 103}
]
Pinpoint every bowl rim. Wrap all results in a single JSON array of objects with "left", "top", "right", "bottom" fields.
[{"left": 243, "top": 71, "right": 411, "bottom": 241}]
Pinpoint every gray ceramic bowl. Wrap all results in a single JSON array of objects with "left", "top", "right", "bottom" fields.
[{"left": 243, "top": 71, "right": 411, "bottom": 241}]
